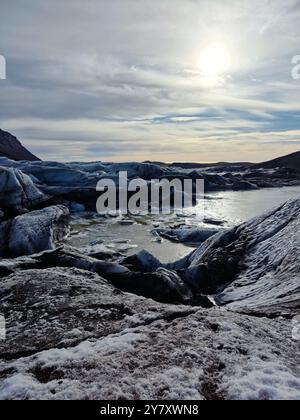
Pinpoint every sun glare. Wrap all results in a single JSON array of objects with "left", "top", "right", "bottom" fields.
[{"left": 198, "top": 43, "right": 231, "bottom": 79}]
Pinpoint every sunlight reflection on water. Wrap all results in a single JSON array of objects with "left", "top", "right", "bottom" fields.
[
  {"left": 67, "top": 185, "right": 300, "bottom": 263},
  {"left": 202, "top": 185, "right": 300, "bottom": 227}
]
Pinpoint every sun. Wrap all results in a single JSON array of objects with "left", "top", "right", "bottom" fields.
[{"left": 198, "top": 43, "right": 231, "bottom": 78}]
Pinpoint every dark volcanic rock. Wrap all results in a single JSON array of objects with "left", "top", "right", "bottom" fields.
[
  {"left": 46, "top": 250, "right": 197, "bottom": 304},
  {"left": 0, "top": 129, "right": 40, "bottom": 161},
  {"left": 121, "top": 250, "right": 162, "bottom": 272},
  {"left": 110, "top": 267, "right": 195, "bottom": 304},
  {"left": 0, "top": 247, "right": 197, "bottom": 305},
  {"left": 154, "top": 227, "right": 220, "bottom": 244}
]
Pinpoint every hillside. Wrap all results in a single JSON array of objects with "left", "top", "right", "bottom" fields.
[
  {"left": 254, "top": 151, "right": 300, "bottom": 172},
  {"left": 0, "top": 129, "right": 40, "bottom": 161}
]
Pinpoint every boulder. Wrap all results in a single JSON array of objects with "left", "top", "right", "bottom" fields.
[
  {"left": 0, "top": 167, "right": 47, "bottom": 216},
  {"left": 2, "top": 206, "right": 70, "bottom": 257},
  {"left": 121, "top": 249, "right": 162, "bottom": 272},
  {"left": 154, "top": 227, "right": 220, "bottom": 244},
  {"left": 110, "top": 267, "right": 195, "bottom": 304}
]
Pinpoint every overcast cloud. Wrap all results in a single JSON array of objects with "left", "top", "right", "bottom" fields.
[{"left": 0, "top": 0, "right": 300, "bottom": 162}]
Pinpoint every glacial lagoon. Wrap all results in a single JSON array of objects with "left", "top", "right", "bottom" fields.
[{"left": 66, "top": 185, "right": 300, "bottom": 263}]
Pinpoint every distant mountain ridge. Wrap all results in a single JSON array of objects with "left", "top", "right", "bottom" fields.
[
  {"left": 1, "top": 128, "right": 299, "bottom": 172},
  {"left": 144, "top": 160, "right": 253, "bottom": 169},
  {"left": 169, "top": 161, "right": 253, "bottom": 169},
  {"left": 0, "top": 129, "right": 40, "bottom": 161},
  {"left": 253, "top": 151, "right": 300, "bottom": 172},
  {"left": 146, "top": 152, "right": 300, "bottom": 172}
]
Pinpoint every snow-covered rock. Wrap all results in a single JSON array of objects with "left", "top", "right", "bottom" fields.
[
  {"left": 0, "top": 167, "right": 47, "bottom": 215},
  {"left": 0, "top": 267, "right": 184, "bottom": 359},
  {"left": 0, "top": 267, "right": 299, "bottom": 400},
  {"left": 22, "top": 164, "right": 97, "bottom": 187},
  {"left": 5, "top": 206, "right": 70, "bottom": 257},
  {"left": 68, "top": 161, "right": 108, "bottom": 173},
  {"left": 184, "top": 198, "right": 300, "bottom": 317}
]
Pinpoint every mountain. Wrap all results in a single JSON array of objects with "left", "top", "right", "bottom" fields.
[
  {"left": 0, "top": 129, "right": 40, "bottom": 161},
  {"left": 254, "top": 151, "right": 300, "bottom": 172},
  {"left": 169, "top": 161, "right": 253, "bottom": 169},
  {"left": 147, "top": 151, "right": 300, "bottom": 173}
]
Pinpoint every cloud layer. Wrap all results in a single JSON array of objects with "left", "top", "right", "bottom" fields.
[{"left": 0, "top": 0, "right": 300, "bottom": 162}]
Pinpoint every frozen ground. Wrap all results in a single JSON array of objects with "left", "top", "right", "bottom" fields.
[{"left": 0, "top": 268, "right": 299, "bottom": 400}]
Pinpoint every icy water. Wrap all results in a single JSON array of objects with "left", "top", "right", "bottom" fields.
[
  {"left": 66, "top": 185, "right": 300, "bottom": 263},
  {"left": 202, "top": 185, "right": 300, "bottom": 226}
]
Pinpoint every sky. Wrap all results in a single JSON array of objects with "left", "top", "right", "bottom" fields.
[{"left": 0, "top": 0, "right": 300, "bottom": 163}]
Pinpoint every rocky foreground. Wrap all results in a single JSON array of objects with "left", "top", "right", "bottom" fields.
[
  {"left": 0, "top": 271, "right": 299, "bottom": 400},
  {"left": 0, "top": 161, "right": 300, "bottom": 398}
]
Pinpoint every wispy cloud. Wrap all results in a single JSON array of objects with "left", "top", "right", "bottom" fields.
[{"left": 0, "top": 0, "right": 300, "bottom": 162}]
